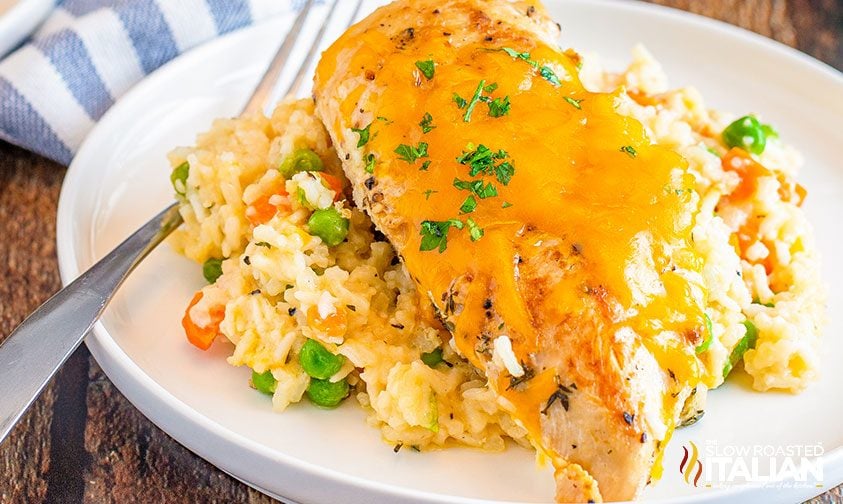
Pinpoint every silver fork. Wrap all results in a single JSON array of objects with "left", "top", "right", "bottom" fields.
[{"left": 0, "top": 0, "right": 364, "bottom": 444}]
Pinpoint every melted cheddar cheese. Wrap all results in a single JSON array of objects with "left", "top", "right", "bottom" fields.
[{"left": 316, "top": 1, "right": 707, "bottom": 476}]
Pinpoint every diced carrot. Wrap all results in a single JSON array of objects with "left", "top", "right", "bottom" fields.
[
  {"left": 627, "top": 89, "right": 659, "bottom": 107},
  {"left": 319, "top": 173, "right": 345, "bottom": 201},
  {"left": 723, "top": 147, "right": 807, "bottom": 208},
  {"left": 795, "top": 183, "right": 807, "bottom": 206},
  {"left": 246, "top": 179, "right": 291, "bottom": 226},
  {"left": 734, "top": 218, "right": 778, "bottom": 275},
  {"left": 182, "top": 291, "right": 225, "bottom": 350},
  {"left": 761, "top": 241, "right": 778, "bottom": 274},
  {"left": 246, "top": 194, "right": 280, "bottom": 226},
  {"left": 722, "top": 148, "right": 799, "bottom": 275},
  {"left": 307, "top": 305, "right": 348, "bottom": 338},
  {"left": 777, "top": 181, "right": 808, "bottom": 208},
  {"left": 721, "top": 147, "right": 771, "bottom": 202}
]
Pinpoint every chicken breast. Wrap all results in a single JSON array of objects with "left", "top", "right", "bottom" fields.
[{"left": 313, "top": 0, "right": 708, "bottom": 501}]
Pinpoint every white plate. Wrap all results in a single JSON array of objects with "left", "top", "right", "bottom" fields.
[
  {"left": 0, "top": 0, "right": 53, "bottom": 57},
  {"left": 56, "top": 1, "right": 843, "bottom": 503}
]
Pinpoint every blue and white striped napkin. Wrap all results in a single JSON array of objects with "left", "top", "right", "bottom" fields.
[{"left": 0, "top": 0, "right": 300, "bottom": 165}]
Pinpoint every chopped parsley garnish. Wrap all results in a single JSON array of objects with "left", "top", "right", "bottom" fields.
[
  {"left": 460, "top": 195, "right": 477, "bottom": 214},
  {"left": 452, "top": 178, "right": 472, "bottom": 190},
  {"left": 494, "top": 162, "right": 514, "bottom": 185},
  {"left": 456, "top": 144, "right": 514, "bottom": 185},
  {"left": 457, "top": 144, "right": 502, "bottom": 175},
  {"left": 620, "top": 145, "right": 637, "bottom": 158},
  {"left": 476, "top": 182, "right": 497, "bottom": 198},
  {"left": 499, "top": 47, "right": 562, "bottom": 86},
  {"left": 415, "top": 59, "right": 435, "bottom": 80},
  {"left": 487, "top": 96, "right": 511, "bottom": 117},
  {"left": 365, "top": 153, "right": 376, "bottom": 173},
  {"left": 394, "top": 142, "right": 429, "bottom": 163},
  {"left": 351, "top": 124, "right": 371, "bottom": 148},
  {"left": 466, "top": 218, "right": 484, "bottom": 241},
  {"left": 564, "top": 96, "right": 583, "bottom": 109},
  {"left": 501, "top": 47, "right": 534, "bottom": 64},
  {"left": 423, "top": 189, "right": 438, "bottom": 200},
  {"left": 453, "top": 178, "right": 497, "bottom": 199},
  {"left": 255, "top": 241, "right": 272, "bottom": 248},
  {"left": 420, "top": 160, "right": 431, "bottom": 171},
  {"left": 463, "top": 80, "right": 487, "bottom": 122},
  {"left": 452, "top": 93, "right": 468, "bottom": 109},
  {"left": 376, "top": 116, "right": 393, "bottom": 124},
  {"left": 419, "top": 219, "right": 463, "bottom": 253},
  {"left": 419, "top": 112, "right": 436, "bottom": 133},
  {"left": 502, "top": 201, "right": 513, "bottom": 208},
  {"left": 461, "top": 80, "right": 510, "bottom": 121},
  {"left": 540, "top": 66, "right": 561, "bottom": 86}
]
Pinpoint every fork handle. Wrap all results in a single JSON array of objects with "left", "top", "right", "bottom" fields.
[
  {"left": 240, "top": 0, "right": 315, "bottom": 115},
  {"left": 0, "top": 203, "right": 182, "bottom": 443}
]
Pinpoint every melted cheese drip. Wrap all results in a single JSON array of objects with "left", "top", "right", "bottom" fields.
[{"left": 317, "top": 4, "right": 706, "bottom": 469}]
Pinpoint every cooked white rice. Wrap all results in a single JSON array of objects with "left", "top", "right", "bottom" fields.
[{"left": 168, "top": 47, "right": 825, "bottom": 453}]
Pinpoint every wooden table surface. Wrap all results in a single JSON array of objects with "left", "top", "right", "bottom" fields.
[{"left": 1, "top": 1, "right": 841, "bottom": 503}]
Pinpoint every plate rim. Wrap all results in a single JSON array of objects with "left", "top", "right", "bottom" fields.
[{"left": 55, "top": 1, "right": 843, "bottom": 503}]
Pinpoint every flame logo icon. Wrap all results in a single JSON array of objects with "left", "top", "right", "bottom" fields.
[{"left": 679, "top": 441, "right": 703, "bottom": 487}]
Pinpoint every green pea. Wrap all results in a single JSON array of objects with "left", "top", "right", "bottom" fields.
[
  {"left": 279, "top": 148, "right": 324, "bottom": 178},
  {"left": 299, "top": 338, "right": 344, "bottom": 379},
  {"left": 306, "top": 377, "right": 349, "bottom": 408},
  {"left": 202, "top": 257, "right": 223, "bottom": 284},
  {"left": 421, "top": 348, "right": 444, "bottom": 367},
  {"left": 252, "top": 370, "right": 277, "bottom": 395},
  {"left": 752, "top": 297, "right": 775, "bottom": 308},
  {"left": 760, "top": 123, "right": 778, "bottom": 139},
  {"left": 307, "top": 208, "right": 349, "bottom": 246},
  {"left": 695, "top": 313, "right": 713, "bottom": 354},
  {"left": 723, "top": 320, "right": 759, "bottom": 378},
  {"left": 722, "top": 115, "right": 766, "bottom": 155},
  {"left": 296, "top": 186, "right": 308, "bottom": 207},
  {"left": 170, "top": 161, "right": 189, "bottom": 196}
]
